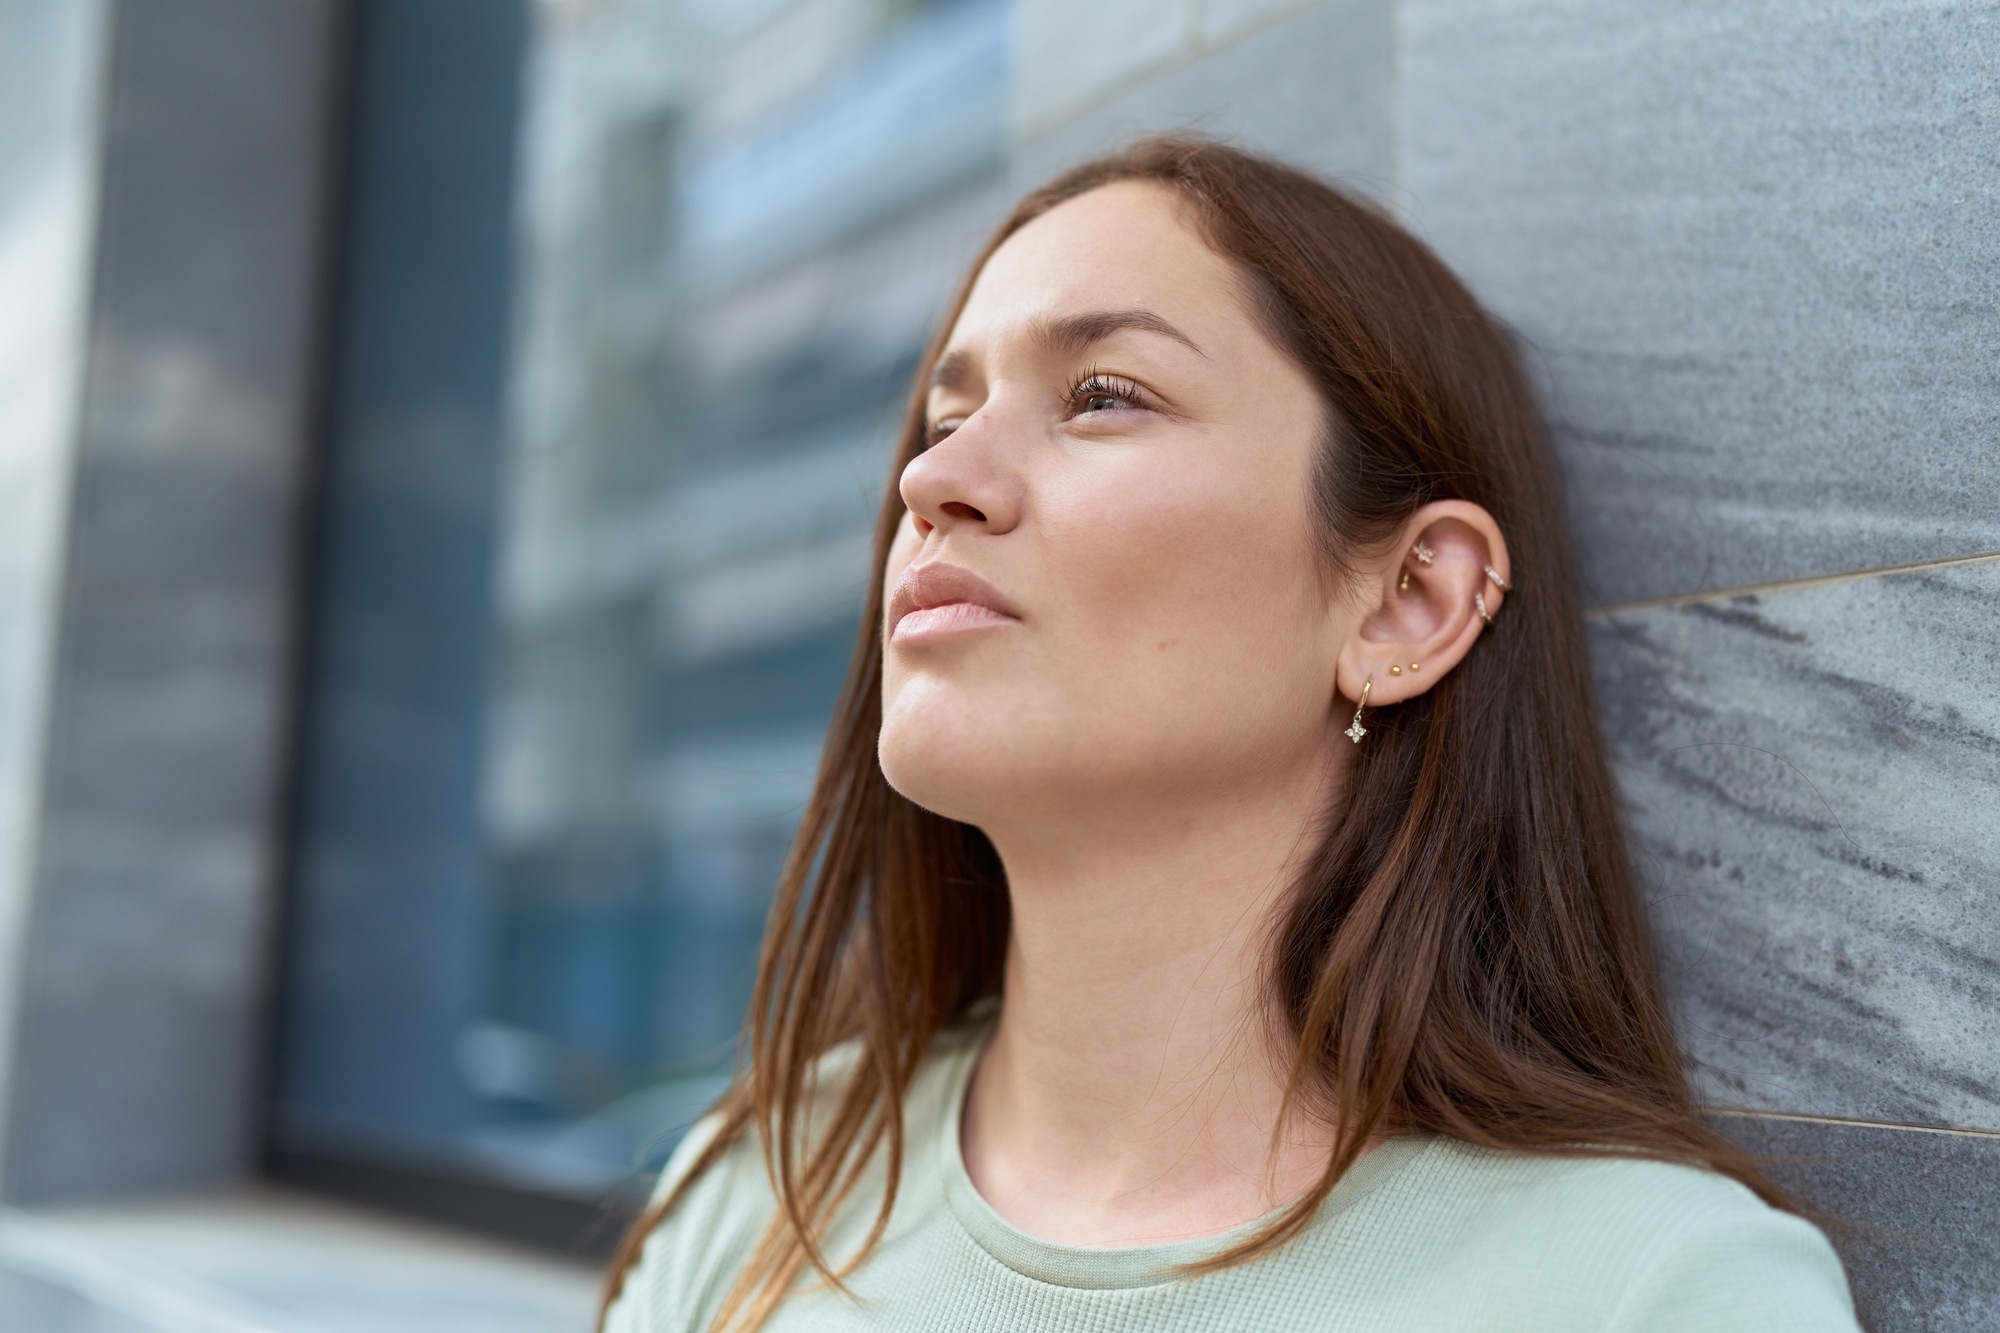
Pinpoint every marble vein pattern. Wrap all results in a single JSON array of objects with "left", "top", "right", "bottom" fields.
[
  {"left": 1589, "top": 558, "right": 2000, "bottom": 1130},
  {"left": 1403, "top": 0, "right": 2000, "bottom": 604}
]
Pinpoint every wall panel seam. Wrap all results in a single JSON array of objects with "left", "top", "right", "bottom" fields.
[
  {"left": 1709, "top": 1109, "right": 2000, "bottom": 1142},
  {"left": 1586, "top": 549, "right": 2000, "bottom": 618}
]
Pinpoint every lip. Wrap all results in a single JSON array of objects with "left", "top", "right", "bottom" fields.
[{"left": 887, "top": 562, "right": 1022, "bottom": 645}]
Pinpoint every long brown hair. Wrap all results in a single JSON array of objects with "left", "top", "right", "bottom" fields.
[{"left": 601, "top": 137, "right": 1787, "bottom": 1330}]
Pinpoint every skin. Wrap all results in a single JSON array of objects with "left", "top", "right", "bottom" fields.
[{"left": 878, "top": 180, "right": 1510, "bottom": 1247}]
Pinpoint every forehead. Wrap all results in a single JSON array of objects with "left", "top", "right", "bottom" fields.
[{"left": 950, "top": 180, "right": 1249, "bottom": 342}]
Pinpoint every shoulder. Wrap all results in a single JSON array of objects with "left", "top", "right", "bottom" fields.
[
  {"left": 603, "top": 1022, "right": 987, "bottom": 1333},
  {"left": 1379, "top": 1139, "right": 1860, "bottom": 1333},
  {"left": 601, "top": 1109, "right": 771, "bottom": 1333}
]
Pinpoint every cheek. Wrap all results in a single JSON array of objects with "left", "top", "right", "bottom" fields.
[
  {"left": 1049, "top": 458, "right": 1326, "bottom": 692},
  {"left": 876, "top": 439, "right": 1338, "bottom": 821},
  {"left": 993, "top": 451, "right": 1337, "bottom": 793}
]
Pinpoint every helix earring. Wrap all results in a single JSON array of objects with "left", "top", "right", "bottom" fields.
[
  {"left": 1412, "top": 541, "right": 1435, "bottom": 565},
  {"left": 1399, "top": 569, "right": 1410, "bottom": 592},
  {"left": 1344, "top": 677, "right": 1373, "bottom": 744},
  {"left": 1475, "top": 591, "right": 1495, "bottom": 626},
  {"left": 1483, "top": 564, "right": 1512, "bottom": 592}
]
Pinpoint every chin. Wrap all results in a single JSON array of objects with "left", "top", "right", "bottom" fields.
[
  {"left": 878, "top": 715, "right": 994, "bottom": 826},
  {"left": 876, "top": 683, "right": 1040, "bottom": 827}
]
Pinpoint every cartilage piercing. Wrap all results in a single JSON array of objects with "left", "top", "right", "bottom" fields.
[
  {"left": 1475, "top": 592, "right": 1494, "bottom": 626},
  {"left": 1483, "top": 564, "right": 1512, "bottom": 592},
  {"left": 1412, "top": 541, "right": 1435, "bottom": 565}
]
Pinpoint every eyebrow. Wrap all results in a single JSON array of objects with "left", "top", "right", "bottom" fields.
[
  {"left": 930, "top": 346, "right": 978, "bottom": 393},
  {"left": 1032, "top": 308, "right": 1208, "bottom": 360},
  {"left": 928, "top": 308, "right": 1208, "bottom": 391}
]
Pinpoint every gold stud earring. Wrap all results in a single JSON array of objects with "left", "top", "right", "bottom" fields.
[
  {"left": 1389, "top": 664, "right": 1402, "bottom": 676},
  {"left": 1344, "top": 677, "right": 1372, "bottom": 744},
  {"left": 1412, "top": 541, "right": 1435, "bottom": 565},
  {"left": 1484, "top": 564, "right": 1512, "bottom": 592},
  {"left": 1410, "top": 661, "right": 1420, "bottom": 672},
  {"left": 1399, "top": 569, "right": 1410, "bottom": 592},
  {"left": 1475, "top": 592, "right": 1495, "bottom": 625}
]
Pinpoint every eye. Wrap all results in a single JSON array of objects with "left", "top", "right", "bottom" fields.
[
  {"left": 1066, "top": 371, "right": 1148, "bottom": 418},
  {"left": 923, "top": 416, "right": 964, "bottom": 449}
]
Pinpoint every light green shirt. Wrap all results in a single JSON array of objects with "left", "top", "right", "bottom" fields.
[{"left": 607, "top": 1021, "right": 1860, "bottom": 1332}]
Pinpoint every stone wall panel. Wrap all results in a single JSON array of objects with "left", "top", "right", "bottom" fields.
[
  {"left": 1013, "top": 0, "right": 1393, "bottom": 199},
  {"left": 1591, "top": 557, "right": 2000, "bottom": 1131},
  {"left": 1403, "top": 0, "right": 2000, "bottom": 606}
]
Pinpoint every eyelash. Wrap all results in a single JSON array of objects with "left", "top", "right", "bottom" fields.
[
  {"left": 1064, "top": 367, "right": 1147, "bottom": 416},
  {"left": 923, "top": 368, "right": 1150, "bottom": 447}
]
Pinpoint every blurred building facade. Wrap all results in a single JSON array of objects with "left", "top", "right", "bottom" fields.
[
  {"left": 0, "top": 0, "right": 1995, "bottom": 1328},
  {"left": 277, "top": 0, "right": 1012, "bottom": 1207}
]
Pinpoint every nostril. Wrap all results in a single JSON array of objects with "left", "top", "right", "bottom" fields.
[{"left": 941, "top": 501, "right": 986, "bottom": 522}]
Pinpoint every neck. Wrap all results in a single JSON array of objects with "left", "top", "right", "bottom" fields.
[{"left": 960, "top": 764, "right": 1343, "bottom": 1247}]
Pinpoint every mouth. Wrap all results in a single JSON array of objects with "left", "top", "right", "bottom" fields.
[{"left": 887, "top": 562, "right": 1022, "bottom": 646}]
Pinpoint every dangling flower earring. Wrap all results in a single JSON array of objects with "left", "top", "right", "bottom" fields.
[{"left": 1345, "top": 676, "right": 1373, "bottom": 744}]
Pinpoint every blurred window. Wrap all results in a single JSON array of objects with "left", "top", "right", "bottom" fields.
[{"left": 274, "top": 0, "right": 1008, "bottom": 1220}]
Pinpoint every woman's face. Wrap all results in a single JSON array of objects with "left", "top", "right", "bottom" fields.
[{"left": 878, "top": 181, "right": 1352, "bottom": 833}]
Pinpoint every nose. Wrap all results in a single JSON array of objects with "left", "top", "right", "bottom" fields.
[{"left": 898, "top": 409, "right": 1022, "bottom": 538}]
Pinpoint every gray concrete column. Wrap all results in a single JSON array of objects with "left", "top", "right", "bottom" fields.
[
  {"left": 0, "top": 0, "right": 116, "bottom": 1204},
  {"left": 0, "top": 0, "right": 347, "bottom": 1203}
]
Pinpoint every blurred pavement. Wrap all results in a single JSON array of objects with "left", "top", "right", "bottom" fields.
[{"left": 0, "top": 1189, "right": 596, "bottom": 1333}]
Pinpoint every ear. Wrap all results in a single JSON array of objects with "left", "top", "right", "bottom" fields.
[{"left": 1333, "top": 500, "right": 1511, "bottom": 706}]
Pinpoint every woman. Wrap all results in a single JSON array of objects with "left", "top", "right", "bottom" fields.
[{"left": 602, "top": 138, "right": 1859, "bottom": 1332}]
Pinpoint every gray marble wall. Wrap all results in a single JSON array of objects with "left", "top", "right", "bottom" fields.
[
  {"left": 1012, "top": 0, "right": 2000, "bottom": 1324},
  {"left": 0, "top": 0, "right": 344, "bottom": 1201}
]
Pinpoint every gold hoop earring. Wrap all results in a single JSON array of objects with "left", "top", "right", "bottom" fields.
[
  {"left": 1475, "top": 591, "right": 1495, "bottom": 626},
  {"left": 1345, "top": 677, "right": 1373, "bottom": 744},
  {"left": 1483, "top": 564, "right": 1512, "bottom": 592}
]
